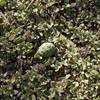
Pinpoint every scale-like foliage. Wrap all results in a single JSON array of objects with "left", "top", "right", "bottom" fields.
[{"left": 0, "top": 0, "right": 100, "bottom": 99}]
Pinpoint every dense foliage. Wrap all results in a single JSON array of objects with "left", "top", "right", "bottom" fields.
[{"left": 0, "top": 0, "right": 100, "bottom": 100}]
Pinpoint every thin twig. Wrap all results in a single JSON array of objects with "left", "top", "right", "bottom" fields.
[
  {"left": 25, "top": 0, "right": 34, "bottom": 10},
  {"left": 0, "top": 11, "right": 10, "bottom": 25}
]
